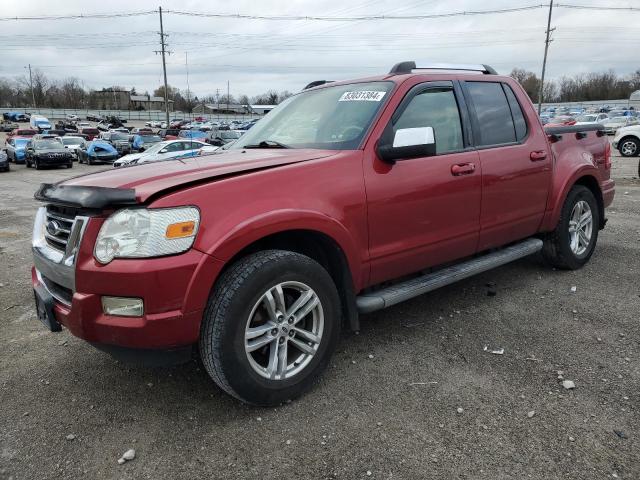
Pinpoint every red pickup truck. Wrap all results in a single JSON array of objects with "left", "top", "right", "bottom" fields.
[{"left": 32, "top": 62, "right": 614, "bottom": 405}]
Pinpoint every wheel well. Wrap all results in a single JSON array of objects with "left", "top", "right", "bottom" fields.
[
  {"left": 618, "top": 135, "right": 640, "bottom": 148},
  {"left": 223, "top": 230, "right": 360, "bottom": 331},
  {"left": 574, "top": 175, "right": 605, "bottom": 229}
]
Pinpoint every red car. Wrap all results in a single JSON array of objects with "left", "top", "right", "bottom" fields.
[
  {"left": 79, "top": 127, "right": 100, "bottom": 141},
  {"left": 31, "top": 62, "right": 614, "bottom": 405},
  {"left": 8, "top": 128, "right": 37, "bottom": 137},
  {"left": 545, "top": 115, "right": 577, "bottom": 127}
]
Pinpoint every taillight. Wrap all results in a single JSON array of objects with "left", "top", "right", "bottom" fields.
[{"left": 604, "top": 141, "right": 611, "bottom": 170}]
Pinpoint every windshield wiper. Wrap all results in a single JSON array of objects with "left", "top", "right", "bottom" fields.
[{"left": 243, "top": 140, "right": 290, "bottom": 149}]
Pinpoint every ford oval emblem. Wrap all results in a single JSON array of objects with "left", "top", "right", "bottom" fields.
[{"left": 46, "top": 219, "right": 61, "bottom": 236}]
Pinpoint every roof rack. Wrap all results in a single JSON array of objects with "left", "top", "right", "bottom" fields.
[
  {"left": 303, "top": 80, "right": 334, "bottom": 90},
  {"left": 389, "top": 61, "right": 497, "bottom": 75}
]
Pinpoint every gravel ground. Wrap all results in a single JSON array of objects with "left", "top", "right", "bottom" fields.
[{"left": 0, "top": 136, "right": 638, "bottom": 480}]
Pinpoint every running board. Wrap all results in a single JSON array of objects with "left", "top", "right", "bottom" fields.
[{"left": 356, "top": 238, "right": 543, "bottom": 314}]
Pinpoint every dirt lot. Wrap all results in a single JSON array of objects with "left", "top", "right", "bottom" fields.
[{"left": 0, "top": 138, "right": 638, "bottom": 480}]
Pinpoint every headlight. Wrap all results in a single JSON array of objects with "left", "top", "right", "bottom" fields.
[{"left": 94, "top": 207, "right": 200, "bottom": 264}]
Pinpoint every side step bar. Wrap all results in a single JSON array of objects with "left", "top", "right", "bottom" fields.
[{"left": 356, "top": 238, "right": 543, "bottom": 314}]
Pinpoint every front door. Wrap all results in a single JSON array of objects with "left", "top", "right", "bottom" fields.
[{"left": 364, "top": 81, "right": 482, "bottom": 285}]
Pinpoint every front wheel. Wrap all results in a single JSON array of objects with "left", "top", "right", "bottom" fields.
[
  {"left": 618, "top": 137, "right": 639, "bottom": 157},
  {"left": 543, "top": 185, "right": 599, "bottom": 270},
  {"left": 199, "top": 250, "right": 340, "bottom": 406}
]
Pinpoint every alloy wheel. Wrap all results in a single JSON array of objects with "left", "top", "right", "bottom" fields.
[
  {"left": 568, "top": 200, "right": 593, "bottom": 256},
  {"left": 244, "top": 281, "right": 324, "bottom": 381}
]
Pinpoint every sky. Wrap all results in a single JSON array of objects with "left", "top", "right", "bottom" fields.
[{"left": 0, "top": 0, "right": 637, "bottom": 99}]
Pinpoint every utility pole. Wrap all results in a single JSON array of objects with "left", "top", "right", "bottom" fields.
[
  {"left": 227, "top": 80, "right": 230, "bottom": 112},
  {"left": 154, "top": 6, "right": 172, "bottom": 126},
  {"left": 216, "top": 88, "right": 220, "bottom": 111},
  {"left": 538, "top": 0, "right": 555, "bottom": 114},
  {"left": 27, "top": 64, "right": 36, "bottom": 110},
  {"left": 185, "top": 52, "right": 191, "bottom": 118}
]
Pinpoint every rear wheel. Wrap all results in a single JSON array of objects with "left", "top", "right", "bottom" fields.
[
  {"left": 199, "top": 250, "right": 340, "bottom": 406},
  {"left": 543, "top": 185, "right": 599, "bottom": 270},
  {"left": 34, "top": 159, "right": 41, "bottom": 170},
  {"left": 619, "top": 137, "right": 639, "bottom": 157}
]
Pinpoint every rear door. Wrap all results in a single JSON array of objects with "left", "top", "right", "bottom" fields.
[
  {"left": 462, "top": 80, "right": 551, "bottom": 251},
  {"left": 364, "top": 80, "right": 482, "bottom": 284}
]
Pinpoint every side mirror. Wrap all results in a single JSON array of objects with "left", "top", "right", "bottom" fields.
[
  {"left": 159, "top": 148, "right": 168, "bottom": 154},
  {"left": 139, "top": 147, "right": 145, "bottom": 152},
  {"left": 377, "top": 126, "right": 436, "bottom": 163}
]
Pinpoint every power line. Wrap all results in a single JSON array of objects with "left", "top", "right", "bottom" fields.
[
  {"left": 164, "top": 5, "right": 547, "bottom": 21},
  {"left": 0, "top": 10, "right": 156, "bottom": 21}
]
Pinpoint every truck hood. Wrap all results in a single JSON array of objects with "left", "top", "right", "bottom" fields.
[{"left": 59, "top": 149, "right": 337, "bottom": 204}]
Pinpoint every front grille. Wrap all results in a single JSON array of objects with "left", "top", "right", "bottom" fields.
[{"left": 44, "top": 205, "right": 78, "bottom": 252}]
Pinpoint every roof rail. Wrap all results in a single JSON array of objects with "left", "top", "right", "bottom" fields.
[
  {"left": 389, "top": 61, "right": 497, "bottom": 75},
  {"left": 303, "top": 80, "right": 334, "bottom": 90}
]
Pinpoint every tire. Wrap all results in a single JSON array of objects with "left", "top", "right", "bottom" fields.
[
  {"left": 25, "top": 159, "right": 31, "bottom": 168},
  {"left": 34, "top": 159, "right": 41, "bottom": 170},
  {"left": 67, "top": 162, "right": 73, "bottom": 168},
  {"left": 199, "top": 250, "right": 340, "bottom": 406},
  {"left": 543, "top": 185, "right": 600, "bottom": 270},
  {"left": 618, "top": 137, "right": 640, "bottom": 157},
  {"left": 87, "top": 156, "right": 93, "bottom": 165}
]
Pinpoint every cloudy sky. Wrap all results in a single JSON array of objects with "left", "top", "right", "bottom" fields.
[{"left": 0, "top": 0, "right": 636, "bottom": 99}]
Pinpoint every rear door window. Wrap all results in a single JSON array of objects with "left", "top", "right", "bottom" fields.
[
  {"left": 466, "top": 82, "right": 516, "bottom": 146},
  {"left": 503, "top": 85, "right": 528, "bottom": 141}
]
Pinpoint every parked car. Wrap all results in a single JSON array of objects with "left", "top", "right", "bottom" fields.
[
  {"left": 130, "top": 127, "right": 154, "bottom": 135},
  {"left": 113, "top": 139, "right": 217, "bottom": 167},
  {"left": 66, "top": 114, "right": 79, "bottom": 122},
  {"left": 158, "top": 128, "right": 181, "bottom": 140},
  {"left": 602, "top": 116, "right": 639, "bottom": 135},
  {"left": 178, "top": 130, "right": 208, "bottom": 141},
  {"left": 206, "top": 129, "right": 243, "bottom": 146},
  {"left": 0, "top": 150, "right": 9, "bottom": 172},
  {"left": 30, "top": 115, "right": 52, "bottom": 132},
  {"left": 44, "top": 129, "right": 67, "bottom": 137},
  {"left": 76, "top": 122, "right": 92, "bottom": 130},
  {"left": 77, "top": 140, "right": 119, "bottom": 165},
  {"left": 55, "top": 120, "right": 78, "bottom": 133},
  {"left": 86, "top": 114, "right": 104, "bottom": 122},
  {"left": 575, "top": 113, "right": 608, "bottom": 125},
  {"left": 60, "top": 136, "right": 87, "bottom": 160},
  {"left": 612, "top": 125, "right": 640, "bottom": 157},
  {"left": 131, "top": 134, "right": 161, "bottom": 152},
  {"left": 30, "top": 62, "right": 614, "bottom": 405},
  {"left": 25, "top": 137, "right": 73, "bottom": 169},
  {"left": 99, "top": 131, "right": 131, "bottom": 155},
  {"left": 0, "top": 120, "right": 19, "bottom": 132},
  {"left": 8, "top": 128, "right": 37, "bottom": 138},
  {"left": 79, "top": 127, "right": 100, "bottom": 140},
  {"left": 5, "top": 137, "right": 31, "bottom": 163},
  {"left": 145, "top": 121, "right": 162, "bottom": 128},
  {"left": 545, "top": 115, "right": 576, "bottom": 127}
]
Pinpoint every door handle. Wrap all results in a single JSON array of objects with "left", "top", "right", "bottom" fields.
[
  {"left": 451, "top": 163, "right": 475, "bottom": 176},
  {"left": 530, "top": 150, "right": 547, "bottom": 161}
]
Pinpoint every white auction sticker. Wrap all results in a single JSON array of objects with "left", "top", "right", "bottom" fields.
[{"left": 338, "top": 91, "right": 386, "bottom": 102}]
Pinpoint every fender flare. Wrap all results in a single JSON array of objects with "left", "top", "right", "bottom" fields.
[
  {"left": 541, "top": 166, "right": 602, "bottom": 232},
  {"left": 202, "top": 209, "right": 367, "bottom": 290}
]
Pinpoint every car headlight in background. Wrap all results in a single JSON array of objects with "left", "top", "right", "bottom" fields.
[{"left": 94, "top": 207, "right": 200, "bottom": 264}]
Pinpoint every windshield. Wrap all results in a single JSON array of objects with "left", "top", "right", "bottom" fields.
[
  {"left": 62, "top": 137, "right": 84, "bottom": 146},
  {"left": 230, "top": 81, "right": 394, "bottom": 150},
  {"left": 15, "top": 139, "right": 30, "bottom": 147},
  {"left": 221, "top": 131, "right": 242, "bottom": 140},
  {"left": 110, "top": 133, "right": 129, "bottom": 140},
  {"left": 610, "top": 116, "right": 627, "bottom": 122},
  {"left": 576, "top": 115, "right": 596, "bottom": 122},
  {"left": 141, "top": 142, "right": 168, "bottom": 155},
  {"left": 34, "top": 139, "right": 63, "bottom": 149},
  {"left": 35, "top": 119, "right": 50, "bottom": 126},
  {"left": 140, "top": 135, "right": 161, "bottom": 143}
]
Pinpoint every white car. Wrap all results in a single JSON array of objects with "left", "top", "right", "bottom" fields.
[
  {"left": 602, "top": 116, "right": 639, "bottom": 135},
  {"left": 66, "top": 114, "right": 79, "bottom": 122},
  {"left": 76, "top": 122, "right": 92, "bottom": 130},
  {"left": 612, "top": 125, "right": 640, "bottom": 157},
  {"left": 575, "top": 113, "right": 608, "bottom": 125},
  {"left": 59, "top": 136, "right": 87, "bottom": 160},
  {"left": 113, "top": 139, "right": 218, "bottom": 167}
]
